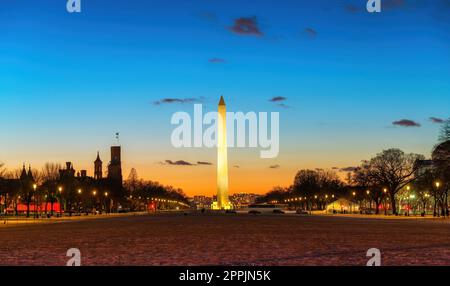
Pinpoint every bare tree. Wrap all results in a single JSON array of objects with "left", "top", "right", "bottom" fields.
[
  {"left": 364, "top": 149, "right": 424, "bottom": 215},
  {"left": 351, "top": 163, "right": 385, "bottom": 214},
  {"left": 41, "top": 162, "right": 61, "bottom": 181},
  {"left": 439, "top": 118, "right": 450, "bottom": 143}
]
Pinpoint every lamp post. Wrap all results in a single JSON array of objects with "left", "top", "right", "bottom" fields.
[
  {"left": 58, "top": 186, "right": 63, "bottom": 217},
  {"left": 104, "top": 192, "right": 109, "bottom": 214},
  {"left": 406, "top": 186, "right": 411, "bottom": 216},
  {"left": 77, "top": 189, "right": 82, "bottom": 214},
  {"left": 435, "top": 182, "right": 440, "bottom": 217},
  {"left": 383, "top": 188, "right": 388, "bottom": 215},
  {"left": 92, "top": 190, "right": 97, "bottom": 214},
  {"left": 33, "top": 184, "right": 37, "bottom": 219}
]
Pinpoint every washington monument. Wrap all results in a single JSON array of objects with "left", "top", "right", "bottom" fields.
[{"left": 213, "top": 96, "right": 232, "bottom": 210}]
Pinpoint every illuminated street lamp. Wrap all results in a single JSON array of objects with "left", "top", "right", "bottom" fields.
[
  {"left": 33, "top": 184, "right": 37, "bottom": 219},
  {"left": 58, "top": 186, "right": 63, "bottom": 217}
]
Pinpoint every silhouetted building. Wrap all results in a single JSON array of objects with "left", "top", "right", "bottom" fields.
[
  {"left": 94, "top": 151, "right": 103, "bottom": 179},
  {"left": 108, "top": 146, "right": 122, "bottom": 182}
]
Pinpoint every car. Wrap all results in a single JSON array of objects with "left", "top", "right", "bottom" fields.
[
  {"left": 296, "top": 209, "right": 309, "bottom": 215},
  {"left": 225, "top": 210, "right": 237, "bottom": 214},
  {"left": 248, "top": 210, "right": 261, "bottom": 215},
  {"left": 273, "top": 209, "right": 285, "bottom": 214}
]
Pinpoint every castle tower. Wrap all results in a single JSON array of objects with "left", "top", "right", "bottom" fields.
[
  {"left": 94, "top": 151, "right": 103, "bottom": 179},
  {"left": 108, "top": 146, "right": 122, "bottom": 182},
  {"left": 213, "top": 96, "right": 231, "bottom": 210}
]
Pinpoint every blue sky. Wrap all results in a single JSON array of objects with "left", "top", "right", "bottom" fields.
[{"left": 0, "top": 0, "right": 449, "bottom": 195}]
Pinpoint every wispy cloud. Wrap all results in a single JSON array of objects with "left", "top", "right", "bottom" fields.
[
  {"left": 392, "top": 119, "right": 421, "bottom": 128},
  {"left": 153, "top": 97, "right": 204, "bottom": 105},
  {"left": 430, "top": 117, "right": 445, "bottom": 124},
  {"left": 161, "top": 160, "right": 213, "bottom": 166},
  {"left": 165, "top": 160, "right": 194, "bottom": 166},
  {"left": 269, "top": 96, "right": 290, "bottom": 108},
  {"left": 304, "top": 27, "right": 318, "bottom": 38},
  {"left": 269, "top": 96, "right": 287, "bottom": 102},
  {"left": 208, "top": 58, "right": 226, "bottom": 64},
  {"left": 229, "top": 17, "right": 263, "bottom": 36},
  {"left": 269, "top": 164, "right": 280, "bottom": 169}
]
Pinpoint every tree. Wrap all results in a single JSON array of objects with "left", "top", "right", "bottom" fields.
[
  {"left": 439, "top": 118, "right": 450, "bottom": 143},
  {"left": 363, "top": 149, "right": 425, "bottom": 215},
  {"left": 257, "top": 186, "right": 288, "bottom": 204},
  {"left": 351, "top": 163, "right": 385, "bottom": 214},
  {"left": 431, "top": 140, "right": 450, "bottom": 216},
  {"left": 292, "top": 169, "right": 344, "bottom": 210},
  {"left": 125, "top": 168, "right": 139, "bottom": 194},
  {"left": 41, "top": 162, "right": 61, "bottom": 181}
]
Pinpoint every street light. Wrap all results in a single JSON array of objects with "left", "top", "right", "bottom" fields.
[
  {"left": 436, "top": 182, "right": 440, "bottom": 188},
  {"left": 58, "top": 186, "right": 63, "bottom": 217},
  {"left": 33, "top": 184, "right": 37, "bottom": 219}
]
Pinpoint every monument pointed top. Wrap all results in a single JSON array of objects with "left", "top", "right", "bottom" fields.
[{"left": 219, "top": 95, "right": 225, "bottom": 106}]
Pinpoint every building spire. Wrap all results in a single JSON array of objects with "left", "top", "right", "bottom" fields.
[
  {"left": 219, "top": 95, "right": 225, "bottom": 106},
  {"left": 95, "top": 151, "right": 102, "bottom": 163}
]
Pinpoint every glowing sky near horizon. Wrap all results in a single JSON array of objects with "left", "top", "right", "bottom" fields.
[{"left": 0, "top": 0, "right": 449, "bottom": 196}]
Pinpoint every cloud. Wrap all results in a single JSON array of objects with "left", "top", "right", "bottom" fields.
[
  {"left": 165, "top": 160, "right": 194, "bottom": 166},
  {"left": 153, "top": 97, "right": 203, "bottom": 105},
  {"left": 233, "top": 165, "right": 240, "bottom": 168},
  {"left": 161, "top": 160, "right": 213, "bottom": 166},
  {"left": 269, "top": 164, "right": 280, "bottom": 169},
  {"left": 392, "top": 119, "right": 421, "bottom": 128},
  {"left": 430, "top": 117, "right": 445, "bottom": 124},
  {"left": 208, "top": 58, "right": 226, "bottom": 64},
  {"left": 304, "top": 27, "right": 318, "bottom": 37},
  {"left": 229, "top": 17, "right": 263, "bottom": 36},
  {"left": 340, "top": 167, "right": 359, "bottom": 172},
  {"left": 269, "top": 96, "right": 287, "bottom": 102},
  {"left": 269, "top": 96, "right": 290, "bottom": 108}
]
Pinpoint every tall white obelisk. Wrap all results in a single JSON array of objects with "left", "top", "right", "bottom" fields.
[{"left": 215, "top": 96, "right": 231, "bottom": 209}]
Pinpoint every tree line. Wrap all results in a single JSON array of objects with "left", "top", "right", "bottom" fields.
[{"left": 259, "top": 118, "right": 450, "bottom": 216}]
